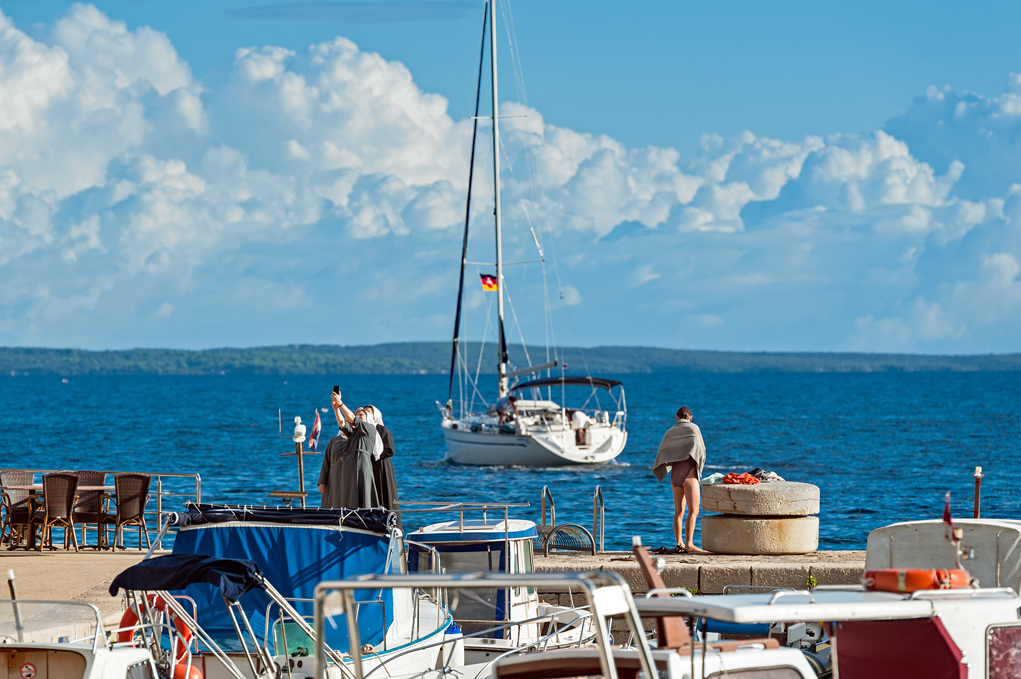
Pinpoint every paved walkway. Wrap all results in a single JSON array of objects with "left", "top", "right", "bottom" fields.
[{"left": 0, "top": 549, "right": 168, "bottom": 625}]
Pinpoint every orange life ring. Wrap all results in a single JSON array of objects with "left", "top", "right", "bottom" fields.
[
  {"left": 118, "top": 594, "right": 196, "bottom": 666},
  {"left": 862, "top": 568, "right": 970, "bottom": 593}
]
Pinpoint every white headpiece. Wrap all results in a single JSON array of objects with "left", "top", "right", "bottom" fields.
[{"left": 365, "top": 406, "right": 384, "bottom": 460}]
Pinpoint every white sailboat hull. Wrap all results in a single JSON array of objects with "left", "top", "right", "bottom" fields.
[{"left": 442, "top": 423, "right": 626, "bottom": 466}]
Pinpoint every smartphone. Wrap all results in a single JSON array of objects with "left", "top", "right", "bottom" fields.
[{"left": 333, "top": 385, "right": 340, "bottom": 395}]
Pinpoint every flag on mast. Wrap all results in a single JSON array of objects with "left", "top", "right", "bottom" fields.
[
  {"left": 309, "top": 411, "right": 321, "bottom": 451},
  {"left": 480, "top": 273, "right": 498, "bottom": 291}
]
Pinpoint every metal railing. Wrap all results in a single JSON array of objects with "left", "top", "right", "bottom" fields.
[
  {"left": 540, "top": 485, "right": 555, "bottom": 528},
  {"left": 593, "top": 485, "right": 604, "bottom": 553},
  {"left": 0, "top": 468, "right": 200, "bottom": 550},
  {"left": 314, "top": 570, "right": 656, "bottom": 679}
]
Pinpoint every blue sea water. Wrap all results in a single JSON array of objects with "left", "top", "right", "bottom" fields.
[{"left": 2, "top": 371, "right": 1019, "bottom": 551}]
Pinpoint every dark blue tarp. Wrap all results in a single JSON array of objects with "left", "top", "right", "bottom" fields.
[
  {"left": 172, "top": 518, "right": 395, "bottom": 653},
  {"left": 110, "top": 554, "right": 262, "bottom": 604},
  {"left": 167, "top": 504, "right": 394, "bottom": 533}
]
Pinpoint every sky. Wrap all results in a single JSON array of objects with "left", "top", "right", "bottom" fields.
[{"left": 1, "top": 1, "right": 1021, "bottom": 354}]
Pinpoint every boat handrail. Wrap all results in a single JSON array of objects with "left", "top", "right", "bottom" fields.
[
  {"left": 768, "top": 590, "right": 816, "bottom": 605},
  {"left": 722, "top": 585, "right": 796, "bottom": 595},
  {"left": 0, "top": 599, "right": 105, "bottom": 652},
  {"left": 315, "top": 571, "right": 655, "bottom": 679},
  {"left": 362, "top": 607, "right": 593, "bottom": 679},
  {"left": 906, "top": 587, "right": 1019, "bottom": 600}
]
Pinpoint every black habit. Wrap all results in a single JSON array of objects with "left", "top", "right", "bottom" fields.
[
  {"left": 318, "top": 417, "right": 379, "bottom": 509},
  {"left": 317, "top": 433, "right": 351, "bottom": 508},
  {"left": 371, "top": 424, "right": 401, "bottom": 529}
]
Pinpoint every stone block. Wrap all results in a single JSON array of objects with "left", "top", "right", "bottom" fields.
[
  {"left": 702, "top": 515, "right": 819, "bottom": 555},
  {"left": 700, "top": 564, "right": 751, "bottom": 594},
  {"left": 701, "top": 482, "right": 820, "bottom": 517},
  {"left": 751, "top": 563, "right": 813, "bottom": 590},
  {"left": 810, "top": 563, "right": 864, "bottom": 586},
  {"left": 658, "top": 563, "right": 700, "bottom": 592}
]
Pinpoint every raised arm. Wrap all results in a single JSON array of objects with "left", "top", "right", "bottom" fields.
[{"left": 332, "top": 390, "right": 355, "bottom": 426}]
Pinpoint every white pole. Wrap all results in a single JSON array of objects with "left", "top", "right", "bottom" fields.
[{"left": 491, "top": 0, "right": 508, "bottom": 398}]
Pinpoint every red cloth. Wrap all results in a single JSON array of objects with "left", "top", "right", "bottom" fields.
[{"left": 722, "top": 472, "right": 760, "bottom": 485}]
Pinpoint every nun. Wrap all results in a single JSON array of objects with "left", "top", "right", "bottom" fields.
[
  {"left": 366, "top": 405, "right": 401, "bottom": 529},
  {"left": 324, "top": 390, "right": 379, "bottom": 508},
  {"left": 317, "top": 427, "right": 351, "bottom": 508}
]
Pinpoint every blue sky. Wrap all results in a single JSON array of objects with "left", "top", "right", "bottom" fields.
[{"left": 1, "top": 1, "right": 1021, "bottom": 353}]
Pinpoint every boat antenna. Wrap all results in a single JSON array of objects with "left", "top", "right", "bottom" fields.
[
  {"left": 447, "top": 0, "right": 491, "bottom": 407},
  {"left": 491, "top": 0, "right": 509, "bottom": 398}
]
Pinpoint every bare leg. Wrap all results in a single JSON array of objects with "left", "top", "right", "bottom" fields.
[
  {"left": 671, "top": 483, "right": 687, "bottom": 547},
  {"left": 682, "top": 476, "right": 707, "bottom": 552}
]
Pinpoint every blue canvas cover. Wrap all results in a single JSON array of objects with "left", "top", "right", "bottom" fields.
[{"left": 172, "top": 520, "right": 395, "bottom": 653}]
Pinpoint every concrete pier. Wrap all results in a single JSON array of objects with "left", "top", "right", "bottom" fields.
[{"left": 533, "top": 550, "right": 865, "bottom": 596}]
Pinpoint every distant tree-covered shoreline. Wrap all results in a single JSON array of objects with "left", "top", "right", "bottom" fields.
[{"left": 2, "top": 343, "right": 1019, "bottom": 376}]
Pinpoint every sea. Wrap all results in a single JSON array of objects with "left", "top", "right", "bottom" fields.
[{"left": 3, "top": 371, "right": 1019, "bottom": 551}]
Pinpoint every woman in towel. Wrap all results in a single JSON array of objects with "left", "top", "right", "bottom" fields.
[
  {"left": 320, "top": 389, "right": 379, "bottom": 508},
  {"left": 652, "top": 406, "right": 708, "bottom": 553},
  {"left": 366, "top": 405, "right": 401, "bottom": 529}
]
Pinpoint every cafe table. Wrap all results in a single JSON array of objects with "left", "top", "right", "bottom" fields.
[{"left": 1, "top": 484, "right": 116, "bottom": 549}]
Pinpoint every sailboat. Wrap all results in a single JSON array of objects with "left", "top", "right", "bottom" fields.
[{"left": 438, "top": 0, "right": 627, "bottom": 466}]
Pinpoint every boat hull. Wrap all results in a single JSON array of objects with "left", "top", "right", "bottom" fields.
[{"left": 442, "top": 425, "right": 626, "bottom": 466}]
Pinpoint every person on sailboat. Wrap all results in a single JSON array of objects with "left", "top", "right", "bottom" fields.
[
  {"left": 366, "top": 405, "right": 401, "bottom": 529},
  {"left": 318, "top": 389, "right": 379, "bottom": 508},
  {"left": 652, "top": 406, "right": 708, "bottom": 553},
  {"left": 570, "top": 409, "right": 593, "bottom": 446}
]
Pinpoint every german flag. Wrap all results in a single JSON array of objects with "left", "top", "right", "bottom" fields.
[{"left": 480, "top": 273, "right": 499, "bottom": 291}]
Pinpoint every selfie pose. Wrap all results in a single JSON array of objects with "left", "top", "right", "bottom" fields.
[{"left": 317, "top": 388, "right": 379, "bottom": 508}]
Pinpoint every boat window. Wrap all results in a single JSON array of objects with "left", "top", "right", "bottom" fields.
[
  {"left": 273, "top": 620, "right": 315, "bottom": 658},
  {"left": 126, "top": 660, "right": 156, "bottom": 679},
  {"left": 523, "top": 542, "right": 535, "bottom": 594},
  {"left": 2, "top": 650, "right": 88, "bottom": 679},
  {"left": 988, "top": 624, "right": 1021, "bottom": 679},
  {"left": 707, "top": 669, "right": 803, "bottom": 679},
  {"left": 437, "top": 545, "right": 507, "bottom": 636}
]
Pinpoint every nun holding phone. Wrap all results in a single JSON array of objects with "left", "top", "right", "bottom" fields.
[{"left": 319, "top": 388, "right": 379, "bottom": 509}]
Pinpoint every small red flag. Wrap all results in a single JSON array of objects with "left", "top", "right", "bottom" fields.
[
  {"left": 480, "top": 273, "right": 498, "bottom": 291},
  {"left": 309, "top": 411, "right": 321, "bottom": 451}
]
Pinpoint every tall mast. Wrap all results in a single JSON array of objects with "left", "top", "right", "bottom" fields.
[{"left": 491, "top": 0, "right": 509, "bottom": 398}]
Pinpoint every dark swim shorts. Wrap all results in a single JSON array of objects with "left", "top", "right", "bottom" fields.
[{"left": 670, "top": 458, "right": 697, "bottom": 486}]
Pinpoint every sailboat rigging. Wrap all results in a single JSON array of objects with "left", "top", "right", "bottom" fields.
[{"left": 438, "top": 0, "right": 627, "bottom": 466}]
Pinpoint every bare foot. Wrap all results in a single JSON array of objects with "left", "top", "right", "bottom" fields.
[{"left": 685, "top": 545, "right": 709, "bottom": 553}]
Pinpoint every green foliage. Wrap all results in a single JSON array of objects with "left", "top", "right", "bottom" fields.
[
  {"left": 806, "top": 575, "right": 818, "bottom": 589},
  {"left": 1, "top": 342, "right": 1020, "bottom": 376}
]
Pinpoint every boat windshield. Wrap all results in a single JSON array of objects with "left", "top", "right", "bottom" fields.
[
  {"left": 434, "top": 545, "right": 508, "bottom": 636},
  {"left": 0, "top": 600, "right": 103, "bottom": 650}
]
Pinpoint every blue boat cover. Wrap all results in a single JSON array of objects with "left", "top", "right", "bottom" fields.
[
  {"left": 168, "top": 503, "right": 394, "bottom": 533},
  {"left": 171, "top": 516, "right": 395, "bottom": 653},
  {"left": 109, "top": 554, "right": 262, "bottom": 604}
]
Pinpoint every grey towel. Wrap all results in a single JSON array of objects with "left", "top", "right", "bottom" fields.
[{"left": 652, "top": 421, "right": 706, "bottom": 482}]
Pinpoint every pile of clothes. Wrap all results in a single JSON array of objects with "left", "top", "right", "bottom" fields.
[{"left": 701, "top": 468, "right": 787, "bottom": 486}]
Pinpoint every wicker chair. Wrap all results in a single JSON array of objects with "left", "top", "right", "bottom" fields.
[
  {"left": 104, "top": 474, "right": 151, "bottom": 550},
  {"left": 72, "top": 470, "right": 108, "bottom": 548},
  {"left": 33, "top": 473, "right": 80, "bottom": 551},
  {"left": 1, "top": 470, "right": 35, "bottom": 548}
]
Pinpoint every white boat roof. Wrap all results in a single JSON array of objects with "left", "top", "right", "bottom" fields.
[
  {"left": 634, "top": 589, "right": 1019, "bottom": 623},
  {"left": 409, "top": 518, "right": 538, "bottom": 543},
  {"left": 512, "top": 400, "right": 561, "bottom": 410}
]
